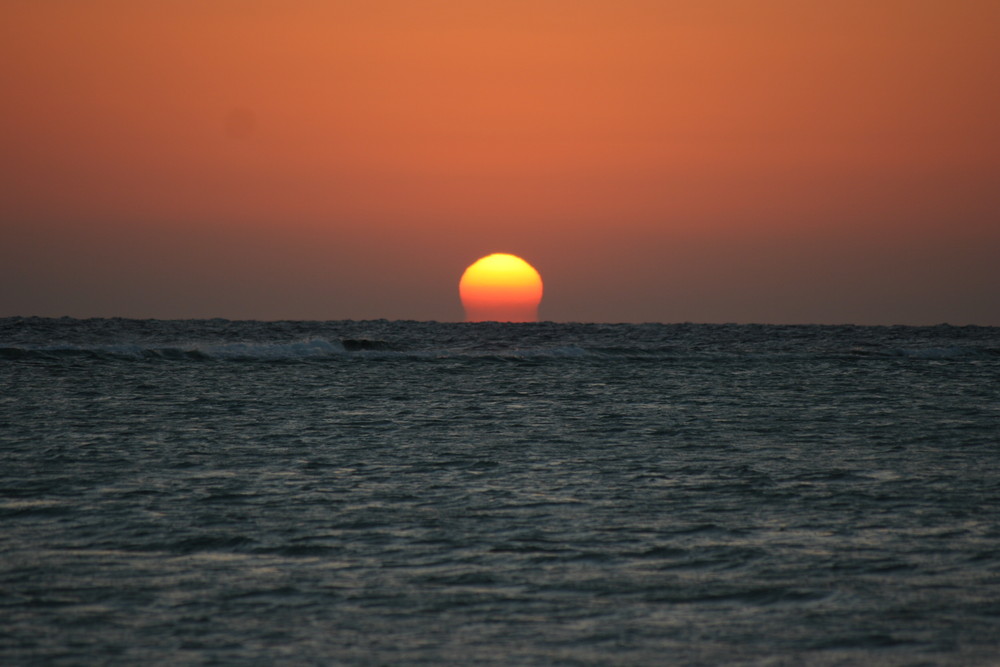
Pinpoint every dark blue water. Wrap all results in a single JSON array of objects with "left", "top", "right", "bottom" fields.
[{"left": 2, "top": 318, "right": 999, "bottom": 665}]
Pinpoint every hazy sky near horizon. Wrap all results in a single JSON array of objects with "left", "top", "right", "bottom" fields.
[{"left": 2, "top": 1, "right": 998, "bottom": 324}]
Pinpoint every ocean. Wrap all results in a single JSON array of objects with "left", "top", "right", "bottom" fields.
[{"left": 2, "top": 317, "right": 999, "bottom": 665}]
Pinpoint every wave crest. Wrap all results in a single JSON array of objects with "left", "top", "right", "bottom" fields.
[{"left": 0, "top": 338, "right": 348, "bottom": 361}]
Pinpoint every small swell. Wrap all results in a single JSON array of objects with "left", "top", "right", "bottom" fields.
[
  {"left": 0, "top": 339, "right": 349, "bottom": 362},
  {"left": 852, "top": 346, "right": 993, "bottom": 360}
]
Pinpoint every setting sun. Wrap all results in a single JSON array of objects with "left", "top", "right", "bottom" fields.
[{"left": 459, "top": 254, "right": 543, "bottom": 322}]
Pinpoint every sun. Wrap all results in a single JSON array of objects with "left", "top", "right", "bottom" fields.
[{"left": 459, "top": 253, "right": 543, "bottom": 322}]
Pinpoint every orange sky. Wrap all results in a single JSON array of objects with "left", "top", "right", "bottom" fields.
[{"left": 2, "top": 0, "right": 998, "bottom": 323}]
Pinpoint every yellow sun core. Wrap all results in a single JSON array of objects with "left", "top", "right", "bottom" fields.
[{"left": 459, "top": 254, "right": 543, "bottom": 322}]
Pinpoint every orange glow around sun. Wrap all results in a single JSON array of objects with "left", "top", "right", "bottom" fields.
[{"left": 459, "top": 254, "right": 543, "bottom": 322}]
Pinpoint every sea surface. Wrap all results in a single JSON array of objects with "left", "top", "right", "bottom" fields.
[{"left": 2, "top": 317, "right": 999, "bottom": 665}]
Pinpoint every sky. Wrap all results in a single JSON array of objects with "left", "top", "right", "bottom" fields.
[{"left": 2, "top": 0, "right": 998, "bottom": 324}]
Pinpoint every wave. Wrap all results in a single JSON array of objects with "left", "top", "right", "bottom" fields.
[
  {"left": 3, "top": 339, "right": 996, "bottom": 362},
  {"left": 850, "top": 346, "right": 997, "bottom": 360},
  {"left": 0, "top": 339, "right": 1000, "bottom": 363},
  {"left": 2, "top": 320, "right": 997, "bottom": 363},
  {"left": 0, "top": 339, "right": 600, "bottom": 362},
  {"left": 0, "top": 339, "right": 350, "bottom": 361}
]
